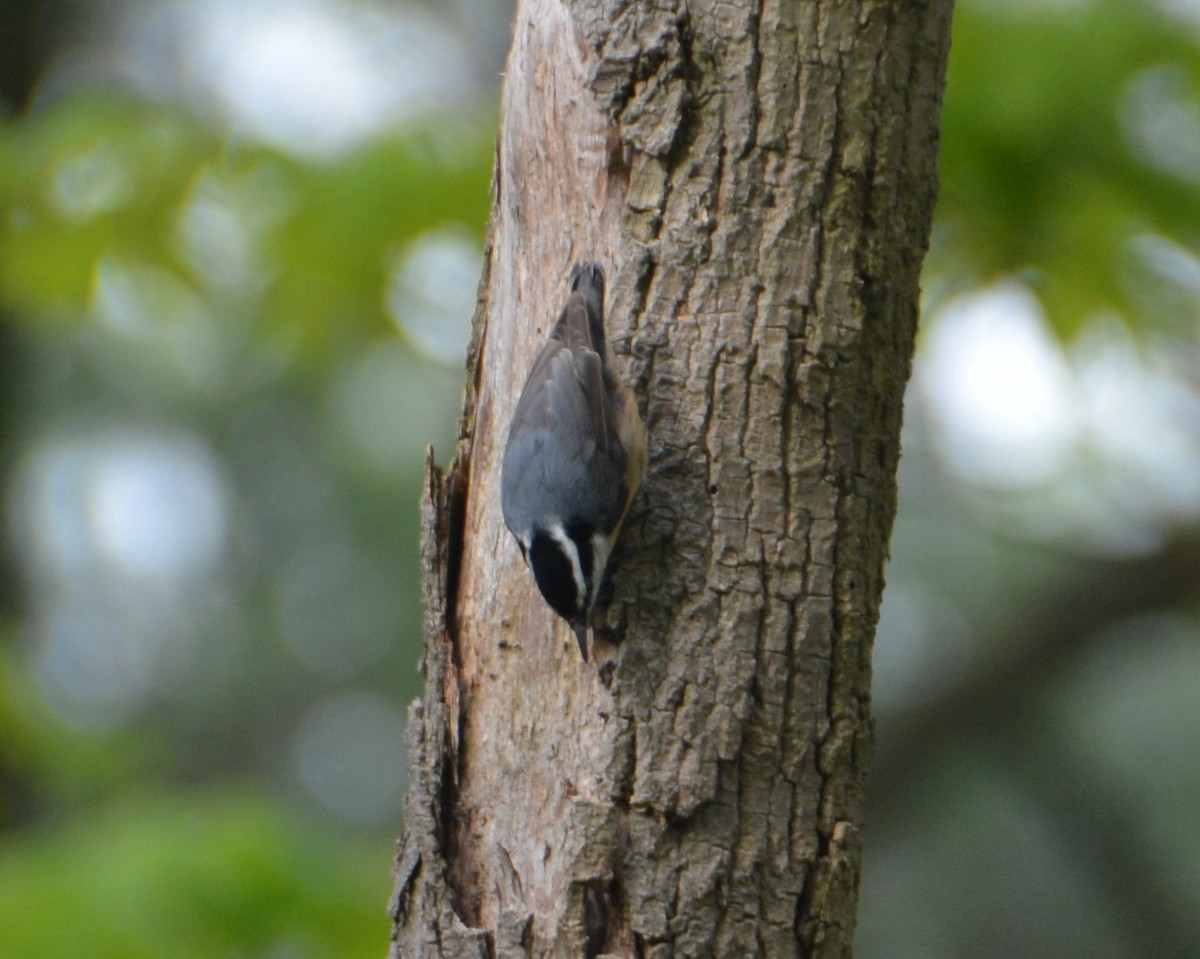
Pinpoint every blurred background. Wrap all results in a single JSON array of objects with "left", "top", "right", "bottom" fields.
[{"left": 0, "top": 0, "right": 1196, "bottom": 956}]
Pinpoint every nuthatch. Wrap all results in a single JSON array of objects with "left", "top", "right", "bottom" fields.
[{"left": 501, "top": 262, "right": 646, "bottom": 660}]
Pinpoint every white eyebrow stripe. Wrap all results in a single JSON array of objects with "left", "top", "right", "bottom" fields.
[{"left": 546, "top": 522, "right": 586, "bottom": 609}]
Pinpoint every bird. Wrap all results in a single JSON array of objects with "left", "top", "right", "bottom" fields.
[{"left": 500, "top": 261, "right": 646, "bottom": 660}]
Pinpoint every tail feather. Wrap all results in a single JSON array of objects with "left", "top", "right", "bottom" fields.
[{"left": 569, "top": 261, "right": 606, "bottom": 357}]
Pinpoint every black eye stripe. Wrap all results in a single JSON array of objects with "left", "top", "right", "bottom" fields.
[{"left": 528, "top": 532, "right": 582, "bottom": 621}]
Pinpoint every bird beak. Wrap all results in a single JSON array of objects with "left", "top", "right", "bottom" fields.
[{"left": 571, "top": 619, "right": 590, "bottom": 661}]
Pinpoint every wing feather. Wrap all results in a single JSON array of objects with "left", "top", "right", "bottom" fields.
[{"left": 502, "top": 293, "right": 628, "bottom": 536}]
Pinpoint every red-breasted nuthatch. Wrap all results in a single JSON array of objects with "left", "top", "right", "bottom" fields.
[{"left": 501, "top": 262, "right": 646, "bottom": 660}]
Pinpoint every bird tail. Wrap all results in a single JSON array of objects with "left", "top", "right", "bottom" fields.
[{"left": 569, "top": 261, "right": 606, "bottom": 356}]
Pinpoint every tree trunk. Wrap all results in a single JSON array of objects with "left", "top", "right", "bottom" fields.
[{"left": 389, "top": 1, "right": 954, "bottom": 957}]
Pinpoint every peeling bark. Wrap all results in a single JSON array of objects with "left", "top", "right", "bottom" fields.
[{"left": 390, "top": 1, "right": 954, "bottom": 957}]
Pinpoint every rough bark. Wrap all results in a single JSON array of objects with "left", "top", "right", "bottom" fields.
[{"left": 390, "top": 1, "right": 954, "bottom": 957}]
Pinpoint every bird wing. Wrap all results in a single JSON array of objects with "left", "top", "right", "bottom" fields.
[
  {"left": 502, "top": 297, "right": 627, "bottom": 534},
  {"left": 559, "top": 295, "right": 611, "bottom": 456}
]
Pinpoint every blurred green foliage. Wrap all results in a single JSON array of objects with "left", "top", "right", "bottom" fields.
[
  {"left": 0, "top": 92, "right": 492, "bottom": 360},
  {"left": 0, "top": 0, "right": 1199, "bottom": 957},
  {"left": 0, "top": 33, "right": 494, "bottom": 958},
  {"left": 0, "top": 644, "right": 157, "bottom": 815},
  {"left": 0, "top": 789, "right": 388, "bottom": 959},
  {"left": 933, "top": 0, "right": 1200, "bottom": 336},
  {"left": 859, "top": 3, "right": 1200, "bottom": 958}
]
